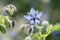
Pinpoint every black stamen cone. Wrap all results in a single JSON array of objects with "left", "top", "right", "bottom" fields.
[
  {"left": 33, "top": 26, "right": 38, "bottom": 34},
  {"left": 12, "top": 20, "right": 15, "bottom": 28},
  {"left": 29, "top": 27, "right": 32, "bottom": 33}
]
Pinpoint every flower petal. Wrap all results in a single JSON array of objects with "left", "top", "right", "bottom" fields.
[
  {"left": 36, "top": 11, "right": 43, "bottom": 18},
  {"left": 30, "top": 8, "right": 36, "bottom": 17},
  {"left": 35, "top": 19, "right": 40, "bottom": 24},
  {"left": 24, "top": 15, "right": 32, "bottom": 20},
  {"left": 30, "top": 19, "right": 34, "bottom": 25}
]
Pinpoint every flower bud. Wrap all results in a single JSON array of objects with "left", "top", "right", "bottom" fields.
[
  {"left": 42, "top": 20, "right": 49, "bottom": 27},
  {"left": 4, "top": 4, "right": 17, "bottom": 15}
]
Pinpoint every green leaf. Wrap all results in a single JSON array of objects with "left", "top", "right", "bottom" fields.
[
  {"left": 0, "top": 16, "right": 4, "bottom": 24},
  {"left": 0, "top": 24, "right": 6, "bottom": 34},
  {"left": 53, "top": 23, "right": 60, "bottom": 31},
  {"left": 4, "top": 16, "right": 11, "bottom": 28}
]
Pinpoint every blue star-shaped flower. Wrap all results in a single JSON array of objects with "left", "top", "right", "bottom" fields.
[{"left": 24, "top": 8, "right": 43, "bottom": 25}]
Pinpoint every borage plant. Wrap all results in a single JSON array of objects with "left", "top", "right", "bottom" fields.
[
  {"left": 24, "top": 8, "right": 53, "bottom": 40},
  {"left": 0, "top": 4, "right": 16, "bottom": 34}
]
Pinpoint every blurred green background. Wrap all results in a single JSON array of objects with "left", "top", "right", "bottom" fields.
[
  {"left": 1, "top": 0, "right": 60, "bottom": 24},
  {"left": 2, "top": 0, "right": 60, "bottom": 24},
  {"left": 0, "top": 0, "right": 60, "bottom": 40}
]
